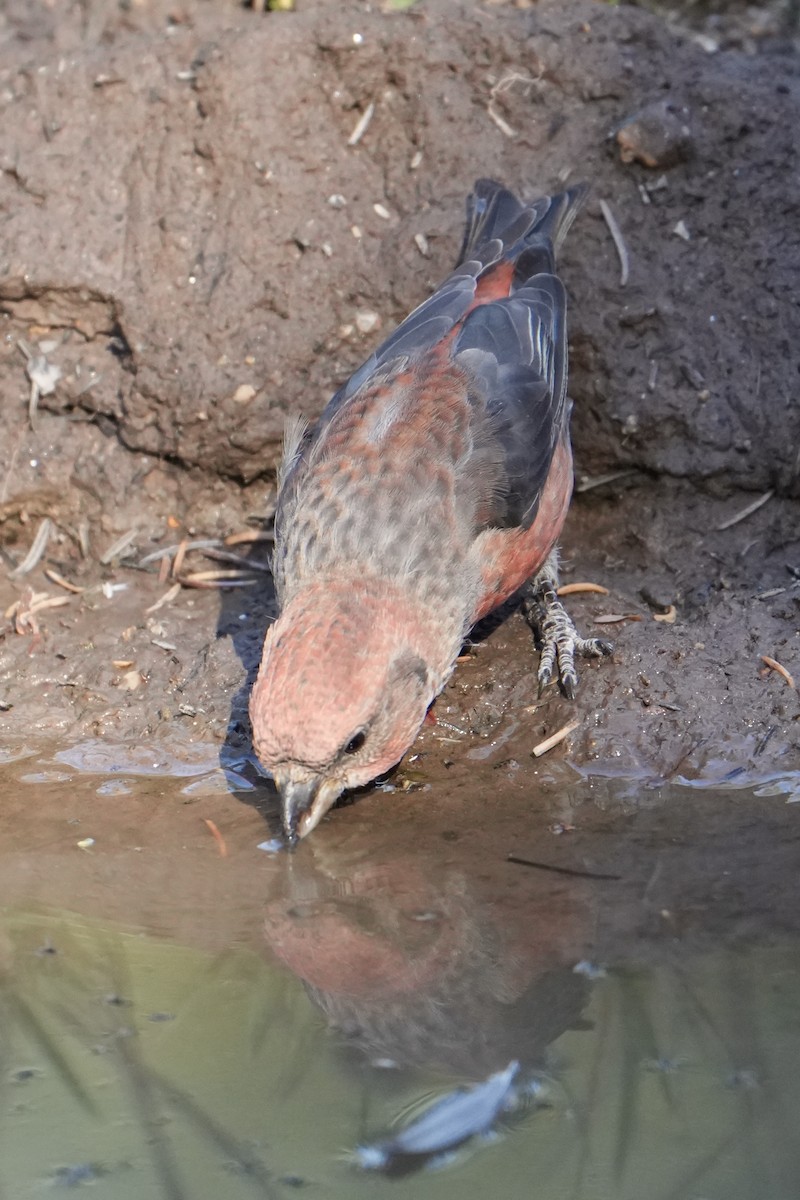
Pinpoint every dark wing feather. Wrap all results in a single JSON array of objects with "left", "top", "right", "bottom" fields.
[
  {"left": 279, "top": 180, "right": 586, "bottom": 537},
  {"left": 454, "top": 271, "right": 570, "bottom": 530}
]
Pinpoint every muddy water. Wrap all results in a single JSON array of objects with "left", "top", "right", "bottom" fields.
[{"left": 1, "top": 742, "right": 799, "bottom": 1199}]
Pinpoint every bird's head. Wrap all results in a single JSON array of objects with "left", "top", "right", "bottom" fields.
[{"left": 249, "top": 583, "right": 439, "bottom": 842}]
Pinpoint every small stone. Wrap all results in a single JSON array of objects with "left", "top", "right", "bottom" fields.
[
  {"left": 692, "top": 33, "right": 719, "bottom": 54},
  {"left": 327, "top": 193, "right": 346, "bottom": 208},
  {"left": 573, "top": 960, "right": 607, "bottom": 980},
  {"left": 616, "top": 100, "right": 693, "bottom": 169},
  {"left": 233, "top": 384, "right": 256, "bottom": 403},
  {"left": 640, "top": 585, "right": 675, "bottom": 613},
  {"left": 355, "top": 309, "right": 381, "bottom": 334}
]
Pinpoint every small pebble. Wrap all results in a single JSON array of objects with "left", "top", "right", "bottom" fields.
[
  {"left": 573, "top": 960, "right": 607, "bottom": 980},
  {"left": 616, "top": 100, "right": 693, "bottom": 169},
  {"left": 355, "top": 309, "right": 381, "bottom": 334}
]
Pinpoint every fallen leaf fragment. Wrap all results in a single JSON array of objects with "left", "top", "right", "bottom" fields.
[{"left": 594, "top": 613, "right": 643, "bottom": 625}]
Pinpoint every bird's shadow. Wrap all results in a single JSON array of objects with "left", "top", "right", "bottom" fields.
[{"left": 214, "top": 533, "right": 283, "bottom": 835}]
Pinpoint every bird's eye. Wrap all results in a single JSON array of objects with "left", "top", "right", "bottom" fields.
[{"left": 344, "top": 731, "right": 367, "bottom": 755}]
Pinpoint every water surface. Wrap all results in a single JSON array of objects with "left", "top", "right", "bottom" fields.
[{"left": 1, "top": 743, "right": 799, "bottom": 1199}]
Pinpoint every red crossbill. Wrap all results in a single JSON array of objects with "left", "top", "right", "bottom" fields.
[{"left": 250, "top": 180, "right": 611, "bottom": 841}]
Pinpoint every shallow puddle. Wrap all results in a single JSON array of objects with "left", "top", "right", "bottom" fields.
[{"left": 1, "top": 743, "right": 799, "bottom": 1199}]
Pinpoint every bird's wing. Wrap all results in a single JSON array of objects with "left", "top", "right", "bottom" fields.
[
  {"left": 452, "top": 271, "right": 569, "bottom": 531},
  {"left": 280, "top": 182, "right": 583, "bottom": 537}
]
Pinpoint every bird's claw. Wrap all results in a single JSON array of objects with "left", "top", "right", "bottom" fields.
[{"left": 523, "top": 573, "right": 613, "bottom": 699}]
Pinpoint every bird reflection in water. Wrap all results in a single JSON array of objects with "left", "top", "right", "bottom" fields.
[{"left": 262, "top": 831, "right": 596, "bottom": 1080}]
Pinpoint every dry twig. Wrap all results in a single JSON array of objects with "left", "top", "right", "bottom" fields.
[
  {"left": 576, "top": 470, "right": 639, "bottom": 493},
  {"left": 145, "top": 583, "right": 181, "bottom": 614},
  {"left": 348, "top": 101, "right": 375, "bottom": 146},
  {"left": 599, "top": 199, "right": 630, "bottom": 286},
  {"left": 44, "top": 568, "right": 84, "bottom": 594},
  {"left": 224, "top": 530, "right": 274, "bottom": 546},
  {"left": 203, "top": 818, "right": 228, "bottom": 858},
  {"left": 10, "top": 518, "right": 52, "bottom": 577},
  {"left": 5, "top": 589, "right": 71, "bottom": 634},
  {"left": 716, "top": 490, "right": 773, "bottom": 532},
  {"left": 201, "top": 547, "right": 271, "bottom": 572},
  {"left": 486, "top": 70, "right": 544, "bottom": 139},
  {"left": 139, "top": 539, "right": 222, "bottom": 567},
  {"left": 100, "top": 529, "right": 138, "bottom": 565},
  {"left": 172, "top": 538, "right": 189, "bottom": 578},
  {"left": 761, "top": 656, "right": 795, "bottom": 689},
  {"left": 557, "top": 582, "right": 609, "bottom": 596},
  {"left": 179, "top": 569, "right": 259, "bottom": 589},
  {"left": 532, "top": 718, "right": 580, "bottom": 758}
]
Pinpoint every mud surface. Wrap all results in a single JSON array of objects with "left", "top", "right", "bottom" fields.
[{"left": 1, "top": 0, "right": 799, "bottom": 785}]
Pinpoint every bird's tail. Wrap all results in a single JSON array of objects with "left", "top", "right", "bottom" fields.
[{"left": 458, "top": 178, "right": 589, "bottom": 277}]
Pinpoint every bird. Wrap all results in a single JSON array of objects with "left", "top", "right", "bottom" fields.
[{"left": 249, "top": 178, "right": 612, "bottom": 842}]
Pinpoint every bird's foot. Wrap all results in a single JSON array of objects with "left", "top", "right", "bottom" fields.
[{"left": 522, "top": 570, "right": 613, "bottom": 700}]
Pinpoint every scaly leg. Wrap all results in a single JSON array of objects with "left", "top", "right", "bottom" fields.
[{"left": 521, "top": 550, "right": 613, "bottom": 700}]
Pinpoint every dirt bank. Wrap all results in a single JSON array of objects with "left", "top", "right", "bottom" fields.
[{"left": 1, "top": 0, "right": 798, "bottom": 789}]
